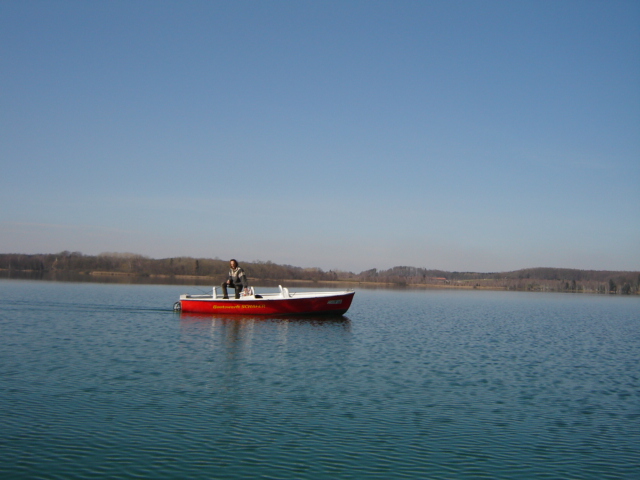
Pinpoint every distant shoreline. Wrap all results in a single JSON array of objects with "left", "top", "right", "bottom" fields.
[
  {"left": 1, "top": 252, "right": 639, "bottom": 295},
  {"left": 2, "top": 268, "right": 638, "bottom": 295}
]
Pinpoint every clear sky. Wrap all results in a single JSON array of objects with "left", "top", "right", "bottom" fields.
[{"left": 1, "top": 0, "right": 639, "bottom": 273}]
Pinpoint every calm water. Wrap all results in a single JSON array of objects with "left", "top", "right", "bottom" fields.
[{"left": 1, "top": 280, "right": 638, "bottom": 479}]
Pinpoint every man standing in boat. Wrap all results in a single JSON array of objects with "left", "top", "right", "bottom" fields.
[{"left": 222, "top": 259, "right": 250, "bottom": 299}]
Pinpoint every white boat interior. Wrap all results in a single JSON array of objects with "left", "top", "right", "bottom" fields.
[{"left": 181, "top": 285, "right": 352, "bottom": 301}]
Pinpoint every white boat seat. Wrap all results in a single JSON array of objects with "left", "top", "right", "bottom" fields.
[{"left": 278, "top": 285, "right": 290, "bottom": 298}]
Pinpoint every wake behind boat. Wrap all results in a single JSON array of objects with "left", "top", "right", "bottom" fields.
[{"left": 174, "top": 285, "right": 355, "bottom": 315}]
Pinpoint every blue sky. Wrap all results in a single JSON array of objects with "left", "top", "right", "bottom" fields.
[{"left": 1, "top": 0, "right": 639, "bottom": 273}]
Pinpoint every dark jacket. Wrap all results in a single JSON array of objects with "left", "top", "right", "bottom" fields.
[{"left": 227, "top": 267, "right": 248, "bottom": 288}]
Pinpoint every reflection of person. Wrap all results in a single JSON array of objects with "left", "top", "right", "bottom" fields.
[{"left": 221, "top": 259, "right": 249, "bottom": 299}]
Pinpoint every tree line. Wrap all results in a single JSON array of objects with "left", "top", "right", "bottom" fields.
[
  {"left": 355, "top": 265, "right": 640, "bottom": 294},
  {"left": 1, "top": 252, "right": 638, "bottom": 294},
  {"left": 0, "top": 252, "right": 337, "bottom": 282}
]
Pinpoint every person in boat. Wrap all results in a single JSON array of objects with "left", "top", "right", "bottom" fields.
[{"left": 222, "top": 259, "right": 250, "bottom": 299}]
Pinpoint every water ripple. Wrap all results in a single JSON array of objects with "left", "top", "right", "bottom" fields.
[{"left": 1, "top": 282, "right": 639, "bottom": 479}]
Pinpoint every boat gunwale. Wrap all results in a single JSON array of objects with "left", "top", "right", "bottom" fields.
[{"left": 180, "top": 290, "right": 354, "bottom": 302}]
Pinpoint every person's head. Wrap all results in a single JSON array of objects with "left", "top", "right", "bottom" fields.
[{"left": 229, "top": 259, "right": 238, "bottom": 269}]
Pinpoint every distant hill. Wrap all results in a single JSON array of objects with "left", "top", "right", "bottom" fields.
[
  {"left": 352, "top": 265, "right": 640, "bottom": 294},
  {"left": 1, "top": 252, "right": 638, "bottom": 295}
]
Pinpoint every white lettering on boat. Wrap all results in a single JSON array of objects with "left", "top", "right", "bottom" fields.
[{"left": 327, "top": 300, "right": 343, "bottom": 304}]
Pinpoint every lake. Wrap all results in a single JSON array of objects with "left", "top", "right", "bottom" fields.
[{"left": 0, "top": 279, "right": 638, "bottom": 479}]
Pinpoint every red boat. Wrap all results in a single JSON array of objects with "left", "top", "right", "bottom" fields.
[{"left": 174, "top": 285, "right": 355, "bottom": 315}]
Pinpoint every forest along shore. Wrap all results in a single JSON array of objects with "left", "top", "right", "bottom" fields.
[{"left": 1, "top": 252, "right": 639, "bottom": 295}]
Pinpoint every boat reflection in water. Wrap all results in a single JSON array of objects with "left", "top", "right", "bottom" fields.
[
  {"left": 177, "top": 312, "right": 352, "bottom": 369},
  {"left": 179, "top": 311, "right": 351, "bottom": 326}
]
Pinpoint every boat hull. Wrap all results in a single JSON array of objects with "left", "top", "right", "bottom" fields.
[{"left": 179, "top": 291, "right": 354, "bottom": 315}]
